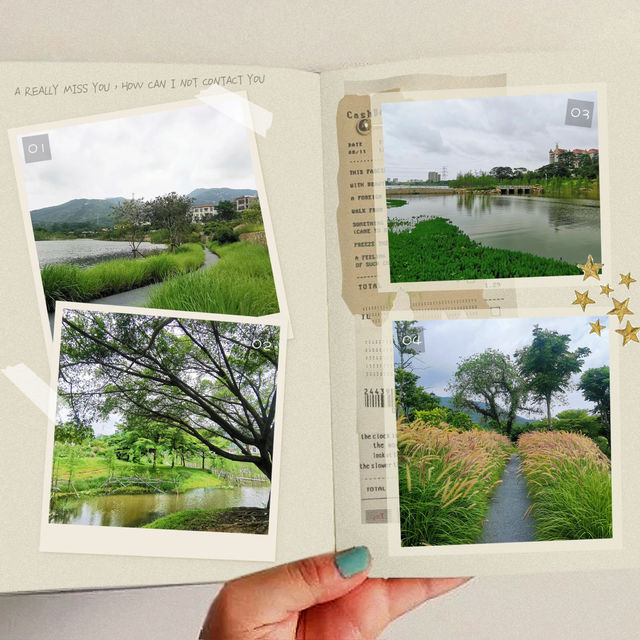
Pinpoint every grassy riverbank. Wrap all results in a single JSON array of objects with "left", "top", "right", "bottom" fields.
[
  {"left": 143, "top": 506, "right": 269, "bottom": 534},
  {"left": 146, "top": 241, "right": 279, "bottom": 316},
  {"left": 388, "top": 217, "right": 582, "bottom": 282},
  {"left": 41, "top": 243, "right": 204, "bottom": 311},
  {"left": 52, "top": 455, "right": 228, "bottom": 497},
  {"left": 386, "top": 199, "right": 407, "bottom": 208}
]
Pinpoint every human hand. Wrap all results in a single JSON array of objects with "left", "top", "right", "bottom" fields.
[{"left": 200, "top": 546, "right": 469, "bottom": 639}]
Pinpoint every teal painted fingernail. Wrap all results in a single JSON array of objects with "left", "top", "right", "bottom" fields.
[{"left": 334, "top": 546, "right": 371, "bottom": 578}]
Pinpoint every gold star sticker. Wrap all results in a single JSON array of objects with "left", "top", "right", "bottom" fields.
[
  {"left": 608, "top": 297, "right": 634, "bottom": 322},
  {"left": 616, "top": 321, "right": 640, "bottom": 346},
  {"left": 600, "top": 283, "right": 614, "bottom": 297},
  {"left": 589, "top": 319, "right": 606, "bottom": 336},
  {"left": 619, "top": 272, "right": 636, "bottom": 289},
  {"left": 577, "top": 255, "right": 604, "bottom": 280},
  {"left": 573, "top": 290, "right": 595, "bottom": 312}
]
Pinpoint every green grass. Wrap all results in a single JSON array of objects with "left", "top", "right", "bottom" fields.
[
  {"left": 41, "top": 244, "right": 204, "bottom": 311},
  {"left": 386, "top": 199, "right": 407, "bottom": 208},
  {"left": 142, "top": 507, "right": 269, "bottom": 534},
  {"left": 388, "top": 217, "right": 582, "bottom": 282},
  {"left": 52, "top": 454, "right": 226, "bottom": 496},
  {"left": 146, "top": 241, "right": 279, "bottom": 316}
]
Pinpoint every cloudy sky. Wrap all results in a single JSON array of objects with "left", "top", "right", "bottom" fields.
[
  {"left": 382, "top": 91, "right": 599, "bottom": 180},
  {"left": 20, "top": 103, "right": 257, "bottom": 210},
  {"left": 395, "top": 315, "right": 609, "bottom": 417}
]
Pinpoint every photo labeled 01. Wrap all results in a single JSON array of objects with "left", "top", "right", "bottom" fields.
[{"left": 9, "top": 97, "right": 287, "bottom": 341}]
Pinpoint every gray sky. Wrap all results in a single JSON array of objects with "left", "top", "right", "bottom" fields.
[
  {"left": 395, "top": 316, "right": 609, "bottom": 418},
  {"left": 21, "top": 102, "right": 257, "bottom": 210},
  {"left": 382, "top": 91, "right": 599, "bottom": 180}
]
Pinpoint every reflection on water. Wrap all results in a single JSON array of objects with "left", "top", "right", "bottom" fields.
[
  {"left": 36, "top": 239, "right": 168, "bottom": 268},
  {"left": 389, "top": 195, "right": 601, "bottom": 264},
  {"left": 49, "top": 485, "right": 270, "bottom": 528}
]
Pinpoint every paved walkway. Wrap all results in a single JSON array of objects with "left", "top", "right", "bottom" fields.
[
  {"left": 480, "top": 453, "right": 535, "bottom": 543},
  {"left": 48, "top": 248, "right": 219, "bottom": 333}
]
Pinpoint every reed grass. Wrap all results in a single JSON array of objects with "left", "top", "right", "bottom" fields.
[
  {"left": 518, "top": 431, "right": 612, "bottom": 540},
  {"left": 41, "top": 244, "right": 204, "bottom": 311},
  {"left": 146, "top": 241, "right": 279, "bottom": 316},
  {"left": 398, "top": 419, "right": 512, "bottom": 546}
]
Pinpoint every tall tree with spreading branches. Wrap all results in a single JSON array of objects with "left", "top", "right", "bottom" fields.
[
  {"left": 446, "top": 348, "right": 532, "bottom": 438},
  {"left": 515, "top": 326, "right": 590, "bottom": 430},
  {"left": 58, "top": 310, "right": 279, "bottom": 480}
]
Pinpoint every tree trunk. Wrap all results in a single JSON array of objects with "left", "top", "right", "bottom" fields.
[
  {"left": 201, "top": 451, "right": 205, "bottom": 470},
  {"left": 545, "top": 396, "right": 552, "bottom": 429}
]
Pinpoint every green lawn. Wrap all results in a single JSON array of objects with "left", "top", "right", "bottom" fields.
[{"left": 52, "top": 455, "right": 226, "bottom": 496}]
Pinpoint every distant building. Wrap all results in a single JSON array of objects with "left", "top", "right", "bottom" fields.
[
  {"left": 234, "top": 195, "right": 258, "bottom": 212},
  {"left": 548, "top": 144, "right": 598, "bottom": 165},
  {"left": 427, "top": 171, "right": 441, "bottom": 183},
  {"left": 191, "top": 203, "right": 217, "bottom": 222}
]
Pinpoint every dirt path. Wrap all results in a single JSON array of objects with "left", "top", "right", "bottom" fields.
[
  {"left": 480, "top": 453, "right": 535, "bottom": 543},
  {"left": 48, "top": 248, "right": 219, "bottom": 333}
]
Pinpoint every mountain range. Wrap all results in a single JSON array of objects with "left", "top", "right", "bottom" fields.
[{"left": 30, "top": 188, "right": 258, "bottom": 228}]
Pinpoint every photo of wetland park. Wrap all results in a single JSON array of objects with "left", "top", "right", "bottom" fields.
[
  {"left": 382, "top": 91, "right": 602, "bottom": 283},
  {"left": 15, "top": 103, "right": 279, "bottom": 327},
  {"left": 49, "top": 309, "right": 280, "bottom": 535},
  {"left": 394, "top": 318, "right": 612, "bottom": 547}
]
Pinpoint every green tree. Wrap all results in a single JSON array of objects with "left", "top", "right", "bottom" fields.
[
  {"left": 110, "top": 197, "right": 149, "bottom": 257},
  {"left": 394, "top": 368, "right": 440, "bottom": 419},
  {"left": 215, "top": 200, "right": 238, "bottom": 222},
  {"left": 552, "top": 409, "right": 602, "bottom": 439},
  {"left": 54, "top": 420, "right": 94, "bottom": 444},
  {"left": 578, "top": 366, "right": 610, "bottom": 442},
  {"left": 59, "top": 311, "right": 279, "bottom": 480},
  {"left": 446, "top": 349, "right": 532, "bottom": 438},
  {"left": 515, "top": 326, "right": 591, "bottom": 430},
  {"left": 146, "top": 192, "right": 194, "bottom": 251},
  {"left": 242, "top": 200, "right": 263, "bottom": 225}
]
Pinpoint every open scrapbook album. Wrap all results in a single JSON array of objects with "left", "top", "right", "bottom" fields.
[{"left": 1, "top": 50, "right": 638, "bottom": 593}]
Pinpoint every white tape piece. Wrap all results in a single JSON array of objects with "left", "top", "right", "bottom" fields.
[
  {"left": 196, "top": 85, "right": 272, "bottom": 137},
  {"left": 2, "top": 363, "right": 56, "bottom": 419}
]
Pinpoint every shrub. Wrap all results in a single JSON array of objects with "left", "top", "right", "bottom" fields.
[
  {"left": 413, "top": 407, "right": 474, "bottom": 431},
  {"left": 205, "top": 222, "right": 239, "bottom": 244}
]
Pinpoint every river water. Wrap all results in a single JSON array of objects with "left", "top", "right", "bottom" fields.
[
  {"left": 49, "top": 484, "right": 270, "bottom": 528},
  {"left": 36, "top": 239, "right": 168, "bottom": 268},
  {"left": 389, "top": 194, "right": 601, "bottom": 264}
]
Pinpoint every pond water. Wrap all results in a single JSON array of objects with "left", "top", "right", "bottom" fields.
[
  {"left": 49, "top": 484, "right": 270, "bottom": 528},
  {"left": 389, "top": 194, "right": 601, "bottom": 264},
  {"left": 36, "top": 239, "right": 168, "bottom": 268}
]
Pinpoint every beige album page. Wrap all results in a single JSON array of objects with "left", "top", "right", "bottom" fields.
[{"left": 322, "top": 49, "right": 639, "bottom": 577}]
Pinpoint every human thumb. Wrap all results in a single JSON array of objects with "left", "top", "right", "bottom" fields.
[{"left": 212, "top": 547, "right": 372, "bottom": 624}]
